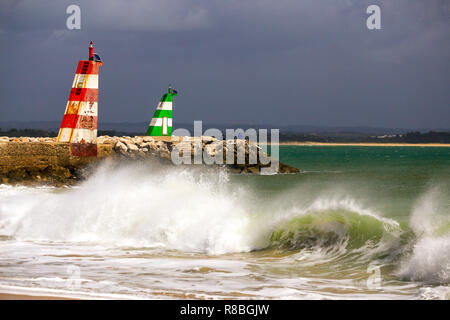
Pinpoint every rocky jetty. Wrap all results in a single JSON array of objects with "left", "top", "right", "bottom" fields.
[{"left": 0, "top": 136, "right": 299, "bottom": 185}]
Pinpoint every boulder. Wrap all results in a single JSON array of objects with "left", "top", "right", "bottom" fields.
[
  {"left": 142, "top": 136, "right": 155, "bottom": 142},
  {"left": 114, "top": 141, "right": 128, "bottom": 153},
  {"left": 0, "top": 135, "right": 300, "bottom": 185},
  {"left": 126, "top": 143, "right": 139, "bottom": 152}
]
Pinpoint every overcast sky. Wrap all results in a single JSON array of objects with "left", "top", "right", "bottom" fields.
[{"left": 0, "top": 0, "right": 449, "bottom": 129}]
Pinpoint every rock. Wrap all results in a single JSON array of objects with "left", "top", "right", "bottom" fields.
[
  {"left": 278, "top": 162, "right": 300, "bottom": 174},
  {"left": 172, "top": 141, "right": 193, "bottom": 157},
  {"left": 133, "top": 136, "right": 144, "bottom": 144},
  {"left": 97, "top": 136, "right": 117, "bottom": 144},
  {"left": 137, "top": 141, "right": 151, "bottom": 148},
  {"left": 202, "top": 136, "right": 215, "bottom": 144},
  {"left": 258, "top": 152, "right": 271, "bottom": 165},
  {"left": 114, "top": 141, "right": 128, "bottom": 152},
  {"left": 247, "top": 144, "right": 259, "bottom": 164},
  {"left": 118, "top": 137, "right": 131, "bottom": 144},
  {"left": 142, "top": 136, "right": 155, "bottom": 142},
  {"left": 245, "top": 166, "right": 260, "bottom": 174},
  {"left": 126, "top": 143, "right": 139, "bottom": 152},
  {"left": 204, "top": 144, "right": 215, "bottom": 157},
  {"left": 228, "top": 167, "right": 243, "bottom": 174},
  {"left": 155, "top": 141, "right": 168, "bottom": 152},
  {"left": 0, "top": 135, "right": 300, "bottom": 185},
  {"left": 204, "top": 141, "right": 225, "bottom": 159}
]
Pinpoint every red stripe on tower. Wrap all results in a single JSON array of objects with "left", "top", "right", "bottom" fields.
[
  {"left": 68, "top": 88, "right": 98, "bottom": 102},
  {"left": 60, "top": 114, "right": 79, "bottom": 128},
  {"left": 75, "top": 61, "right": 100, "bottom": 75},
  {"left": 57, "top": 41, "right": 103, "bottom": 157},
  {"left": 60, "top": 115, "right": 98, "bottom": 129}
]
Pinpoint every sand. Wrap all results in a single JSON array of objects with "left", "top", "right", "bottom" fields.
[{"left": 0, "top": 293, "right": 73, "bottom": 300}]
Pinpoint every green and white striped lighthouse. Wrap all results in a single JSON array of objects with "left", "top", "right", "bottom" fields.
[{"left": 145, "top": 86, "right": 178, "bottom": 136}]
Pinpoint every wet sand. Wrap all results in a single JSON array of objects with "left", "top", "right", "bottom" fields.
[{"left": 0, "top": 293, "right": 73, "bottom": 300}]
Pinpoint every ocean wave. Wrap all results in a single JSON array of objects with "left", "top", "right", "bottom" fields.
[
  {"left": 269, "top": 210, "right": 405, "bottom": 251},
  {"left": 398, "top": 185, "right": 450, "bottom": 285},
  {"left": 398, "top": 236, "right": 450, "bottom": 285},
  {"left": 0, "top": 163, "right": 399, "bottom": 256},
  {"left": 0, "top": 162, "right": 448, "bottom": 276},
  {"left": 417, "top": 285, "right": 450, "bottom": 300},
  {"left": 0, "top": 162, "right": 264, "bottom": 254}
]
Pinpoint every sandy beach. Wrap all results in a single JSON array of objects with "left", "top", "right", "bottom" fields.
[{"left": 0, "top": 293, "right": 72, "bottom": 300}]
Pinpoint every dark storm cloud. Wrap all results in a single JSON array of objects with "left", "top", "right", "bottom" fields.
[{"left": 0, "top": 0, "right": 449, "bottom": 129}]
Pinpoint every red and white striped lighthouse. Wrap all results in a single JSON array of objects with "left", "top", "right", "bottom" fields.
[{"left": 57, "top": 41, "right": 103, "bottom": 157}]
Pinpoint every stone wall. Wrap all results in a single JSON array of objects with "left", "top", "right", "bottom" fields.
[{"left": 0, "top": 136, "right": 299, "bottom": 185}]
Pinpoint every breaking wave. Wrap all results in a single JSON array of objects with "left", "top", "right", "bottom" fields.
[
  {"left": 0, "top": 162, "right": 261, "bottom": 254},
  {"left": 0, "top": 161, "right": 448, "bottom": 286},
  {"left": 270, "top": 210, "right": 405, "bottom": 250},
  {"left": 398, "top": 185, "right": 450, "bottom": 285}
]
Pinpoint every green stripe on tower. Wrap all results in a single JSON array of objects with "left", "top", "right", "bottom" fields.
[
  {"left": 160, "top": 93, "right": 174, "bottom": 102},
  {"left": 153, "top": 110, "right": 172, "bottom": 118},
  {"left": 146, "top": 126, "right": 172, "bottom": 136},
  {"left": 145, "top": 86, "right": 178, "bottom": 137}
]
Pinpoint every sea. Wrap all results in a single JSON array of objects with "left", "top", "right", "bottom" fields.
[{"left": 0, "top": 146, "right": 449, "bottom": 299}]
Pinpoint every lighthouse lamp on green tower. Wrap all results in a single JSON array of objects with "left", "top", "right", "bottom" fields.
[{"left": 145, "top": 86, "right": 178, "bottom": 136}]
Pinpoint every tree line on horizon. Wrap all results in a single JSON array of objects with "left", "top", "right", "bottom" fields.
[{"left": 1, "top": 128, "right": 450, "bottom": 143}]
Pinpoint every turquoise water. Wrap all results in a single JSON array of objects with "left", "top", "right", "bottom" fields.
[
  {"left": 236, "top": 146, "right": 450, "bottom": 221},
  {"left": 0, "top": 146, "right": 449, "bottom": 299}
]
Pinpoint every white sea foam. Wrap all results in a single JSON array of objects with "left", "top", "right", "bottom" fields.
[
  {"left": 1, "top": 162, "right": 448, "bottom": 299},
  {"left": 0, "top": 163, "right": 270, "bottom": 254},
  {"left": 398, "top": 185, "right": 450, "bottom": 285},
  {"left": 0, "top": 162, "right": 405, "bottom": 256},
  {"left": 417, "top": 286, "right": 450, "bottom": 300},
  {"left": 399, "top": 236, "right": 450, "bottom": 285}
]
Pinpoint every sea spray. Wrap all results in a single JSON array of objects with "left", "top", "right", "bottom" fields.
[
  {"left": 398, "top": 184, "right": 450, "bottom": 285},
  {"left": 0, "top": 161, "right": 412, "bottom": 258},
  {"left": 0, "top": 162, "right": 271, "bottom": 254},
  {"left": 267, "top": 197, "right": 413, "bottom": 269}
]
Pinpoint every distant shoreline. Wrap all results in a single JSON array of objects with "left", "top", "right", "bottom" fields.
[{"left": 265, "top": 142, "right": 450, "bottom": 147}]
